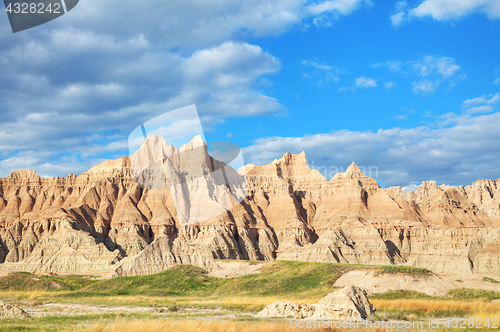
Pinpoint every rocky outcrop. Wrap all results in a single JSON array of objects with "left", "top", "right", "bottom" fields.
[
  {"left": 257, "top": 302, "right": 316, "bottom": 319},
  {"left": 0, "top": 135, "right": 500, "bottom": 276},
  {"left": 0, "top": 300, "right": 29, "bottom": 318},
  {"left": 257, "top": 286, "right": 375, "bottom": 319}
]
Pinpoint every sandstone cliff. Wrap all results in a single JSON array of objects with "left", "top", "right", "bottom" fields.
[{"left": 1, "top": 135, "right": 499, "bottom": 276}]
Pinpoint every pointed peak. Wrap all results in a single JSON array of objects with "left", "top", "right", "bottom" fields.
[
  {"left": 191, "top": 135, "right": 204, "bottom": 144},
  {"left": 144, "top": 134, "right": 167, "bottom": 144},
  {"left": 179, "top": 135, "right": 206, "bottom": 152},
  {"left": 345, "top": 162, "right": 365, "bottom": 179},
  {"left": 346, "top": 162, "right": 360, "bottom": 172},
  {"left": 138, "top": 135, "right": 169, "bottom": 153},
  {"left": 331, "top": 162, "right": 367, "bottom": 180},
  {"left": 278, "top": 151, "right": 307, "bottom": 166}
]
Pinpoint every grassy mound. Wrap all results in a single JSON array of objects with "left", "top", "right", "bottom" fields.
[
  {"left": 0, "top": 272, "right": 98, "bottom": 292},
  {"left": 0, "top": 261, "right": 433, "bottom": 299},
  {"left": 54, "top": 261, "right": 431, "bottom": 299}
]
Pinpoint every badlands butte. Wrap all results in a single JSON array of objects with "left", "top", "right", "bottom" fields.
[{"left": 0, "top": 135, "right": 499, "bottom": 278}]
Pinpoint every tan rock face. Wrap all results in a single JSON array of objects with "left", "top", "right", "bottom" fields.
[
  {"left": 0, "top": 300, "right": 29, "bottom": 318},
  {"left": 256, "top": 286, "right": 375, "bottom": 319},
  {"left": 0, "top": 135, "right": 500, "bottom": 276}
]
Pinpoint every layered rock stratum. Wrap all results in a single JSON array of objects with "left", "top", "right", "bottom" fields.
[{"left": 1, "top": 135, "right": 500, "bottom": 277}]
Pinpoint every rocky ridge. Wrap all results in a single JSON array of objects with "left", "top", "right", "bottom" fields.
[{"left": 0, "top": 135, "right": 500, "bottom": 276}]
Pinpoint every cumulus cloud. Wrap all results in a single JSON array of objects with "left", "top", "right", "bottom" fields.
[
  {"left": 0, "top": 0, "right": 374, "bottom": 177},
  {"left": 243, "top": 107, "right": 500, "bottom": 188},
  {"left": 391, "top": 0, "right": 500, "bottom": 26},
  {"left": 22, "top": 0, "right": 372, "bottom": 49},
  {"left": 0, "top": 38, "right": 282, "bottom": 176}
]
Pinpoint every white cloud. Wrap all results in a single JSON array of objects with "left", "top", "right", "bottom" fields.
[
  {"left": 392, "top": 0, "right": 500, "bottom": 26},
  {"left": 384, "top": 81, "right": 396, "bottom": 89},
  {"left": 243, "top": 108, "right": 500, "bottom": 187},
  {"left": 391, "top": 11, "right": 407, "bottom": 26},
  {"left": 411, "top": 0, "right": 500, "bottom": 21},
  {"left": 371, "top": 60, "right": 404, "bottom": 73},
  {"left": 41, "top": 0, "right": 372, "bottom": 49},
  {"left": 355, "top": 77, "right": 378, "bottom": 88},
  {"left": 373, "top": 56, "right": 465, "bottom": 95},
  {"left": 302, "top": 59, "right": 332, "bottom": 71},
  {"left": 465, "top": 105, "right": 494, "bottom": 113},
  {"left": 0, "top": 40, "right": 283, "bottom": 177},
  {"left": 463, "top": 92, "right": 500, "bottom": 113},
  {"left": 301, "top": 59, "right": 345, "bottom": 85},
  {"left": 306, "top": 0, "right": 373, "bottom": 16},
  {"left": 401, "top": 183, "right": 418, "bottom": 193},
  {"left": 412, "top": 80, "right": 436, "bottom": 94},
  {"left": 339, "top": 76, "right": 378, "bottom": 91},
  {"left": 493, "top": 78, "right": 500, "bottom": 84},
  {"left": 0, "top": 0, "right": 374, "bottom": 178},
  {"left": 390, "top": 1, "right": 409, "bottom": 27}
]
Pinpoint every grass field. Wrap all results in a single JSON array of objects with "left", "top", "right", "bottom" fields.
[
  {"left": 0, "top": 261, "right": 498, "bottom": 331},
  {"left": 0, "top": 261, "right": 432, "bottom": 309}
]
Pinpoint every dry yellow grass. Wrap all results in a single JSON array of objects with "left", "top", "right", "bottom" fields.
[
  {"left": 371, "top": 298, "right": 500, "bottom": 315},
  {"left": 69, "top": 319, "right": 394, "bottom": 332}
]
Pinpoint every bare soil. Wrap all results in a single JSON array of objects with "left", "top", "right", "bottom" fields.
[
  {"left": 335, "top": 270, "right": 500, "bottom": 296},
  {"left": 208, "top": 261, "right": 264, "bottom": 278}
]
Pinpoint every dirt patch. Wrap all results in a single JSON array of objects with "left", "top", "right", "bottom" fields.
[
  {"left": 208, "top": 261, "right": 264, "bottom": 279},
  {"left": 24, "top": 303, "right": 244, "bottom": 319},
  {"left": 49, "top": 281, "right": 63, "bottom": 289},
  {"left": 335, "top": 270, "right": 500, "bottom": 296},
  {"left": 26, "top": 303, "right": 154, "bottom": 317}
]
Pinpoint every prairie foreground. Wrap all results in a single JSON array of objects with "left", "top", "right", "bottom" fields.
[{"left": 2, "top": 261, "right": 500, "bottom": 331}]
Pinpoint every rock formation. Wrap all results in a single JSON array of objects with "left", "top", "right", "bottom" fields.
[
  {"left": 0, "top": 300, "right": 29, "bottom": 318},
  {"left": 257, "top": 286, "right": 375, "bottom": 319},
  {"left": 0, "top": 135, "right": 500, "bottom": 276}
]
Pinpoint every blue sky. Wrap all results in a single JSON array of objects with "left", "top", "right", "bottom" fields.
[{"left": 0, "top": 0, "right": 499, "bottom": 191}]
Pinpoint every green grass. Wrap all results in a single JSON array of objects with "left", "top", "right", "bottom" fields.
[
  {"left": 0, "top": 313, "right": 158, "bottom": 332},
  {"left": 56, "top": 261, "right": 352, "bottom": 299},
  {"left": 484, "top": 277, "right": 500, "bottom": 284},
  {"left": 0, "top": 261, "right": 498, "bottom": 332},
  {"left": 0, "top": 260, "right": 436, "bottom": 312},
  {"left": 0, "top": 272, "right": 99, "bottom": 292},
  {"left": 376, "top": 265, "right": 432, "bottom": 275},
  {"left": 371, "top": 288, "right": 500, "bottom": 302},
  {"left": 448, "top": 288, "right": 500, "bottom": 302},
  {"left": 0, "top": 261, "right": 433, "bottom": 299},
  {"left": 370, "top": 289, "right": 437, "bottom": 300},
  {"left": 53, "top": 261, "right": 431, "bottom": 301}
]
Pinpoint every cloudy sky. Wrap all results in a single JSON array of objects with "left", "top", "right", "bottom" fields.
[{"left": 0, "top": 0, "right": 499, "bottom": 190}]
